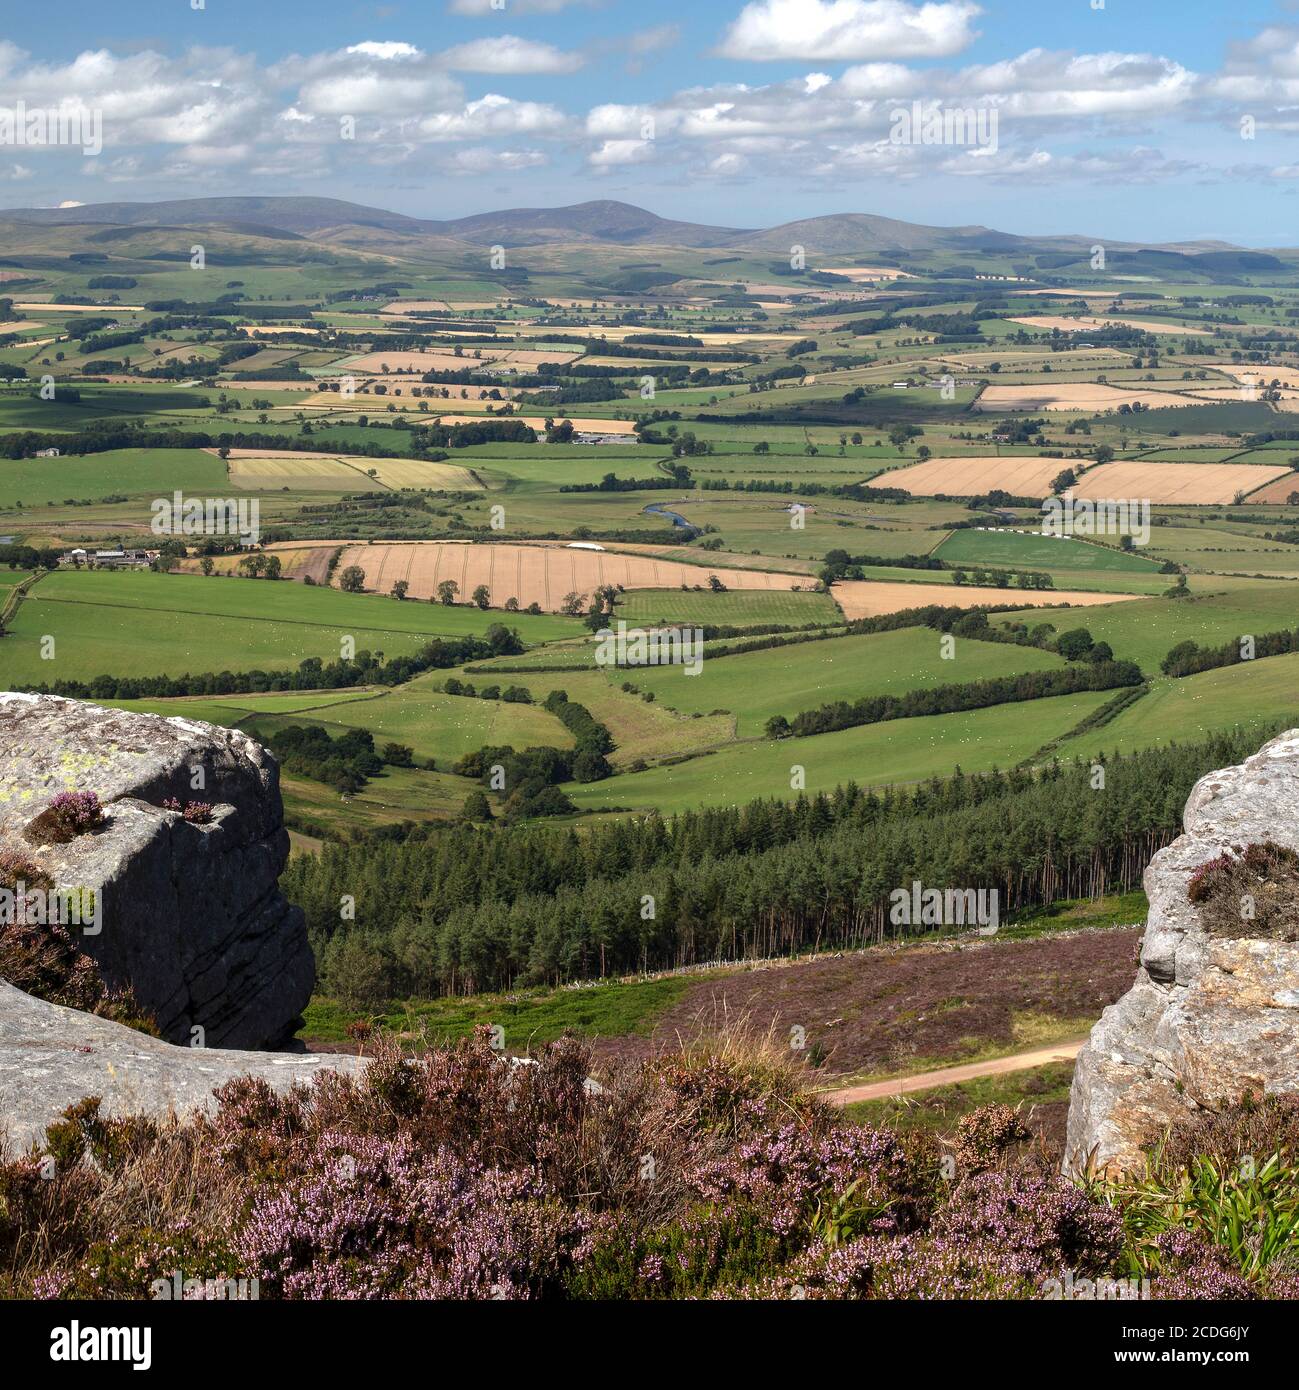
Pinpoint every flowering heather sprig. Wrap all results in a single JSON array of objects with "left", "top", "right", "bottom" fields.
[
  {"left": 161, "top": 798, "right": 213, "bottom": 825},
  {"left": 1187, "top": 851, "right": 1238, "bottom": 904},
  {"left": 42, "top": 791, "right": 104, "bottom": 842}
]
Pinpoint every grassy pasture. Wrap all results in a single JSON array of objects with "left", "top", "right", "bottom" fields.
[
  {"left": 279, "top": 765, "right": 482, "bottom": 834},
  {"left": 0, "top": 447, "right": 228, "bottom": 506},
  {"left": 1, "top": 569, "right": 579, "bottom": 684},
  {"left": 614, "top": 587, "right": 839, "bottom": 627},
  {"left": 1053, "top": 655, "right": 1299, "bottom": 762},
  {"left": 237, "top": 676, "right": 573, "bottom": 766},
  {"left": 934, "top": 528, "right": 1162, "bottom": 574},
  {"left": 453, "top": 666, "right": 735, "bottom": 769},
  {"left": 996, "top": 582, "right": 1299, "bottom": 675},
  {"left": 619, "top": 626, "right": 1066, "bottom": 736},
  {"left": 566, "top": 689, "right": 1120, "bottom": 814}
]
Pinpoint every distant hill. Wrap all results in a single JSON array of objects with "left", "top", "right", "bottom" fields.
[{"left": 0, "top": 195, "right": 1250, "bottom": 257}]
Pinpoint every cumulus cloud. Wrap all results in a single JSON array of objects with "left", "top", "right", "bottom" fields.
[
  {"left": 440, "top": 36, "right": 584, "bottom": 75},
  {"left": 345, "top": 41, "right": 422, "bottom": 60},
  {"left": 0, "top": 17, "right": 1276, "bottom": 208},
  {"left": 718, "top": 0, "right": 981, "bottom": 63},
  {"left": 588, "top": 138, "right": 657, "bottom": 168},
  {"left": 447, "top": 0, "right": 598, "bottom": 13},
  {"left": 442, "top": 146, "right": 549, "bottom": 173},
  {"left": 416, "top": 93, "right": 569, "bottom": 142}
]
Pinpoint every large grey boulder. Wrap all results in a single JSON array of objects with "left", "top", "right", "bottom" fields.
[
  {"left": 0, "top": 692, "right": 314, "bottom": 1048},
  {"left": 1065, "top": 728, "right": 1299, "bottom": 1176},
  {"left": 0, "top": 978, "right": 362, "bottom": 1153}
]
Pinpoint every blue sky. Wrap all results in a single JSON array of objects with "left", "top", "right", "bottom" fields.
[{"left": 2, "top": 1, "right": 1299, "bottom": 244}]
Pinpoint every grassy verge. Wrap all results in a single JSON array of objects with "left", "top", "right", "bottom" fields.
[{"left": 302, "top": 975, "right": 696, "bottom": 1048}]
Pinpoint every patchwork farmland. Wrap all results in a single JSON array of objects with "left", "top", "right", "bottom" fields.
[{"left": 0, "top": 194, "right": 1295, "bottom": 1276}]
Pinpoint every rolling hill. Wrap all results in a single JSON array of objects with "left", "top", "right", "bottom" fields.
[{"left": 0, "top": 196, "right": 1253, "bottom": 258}]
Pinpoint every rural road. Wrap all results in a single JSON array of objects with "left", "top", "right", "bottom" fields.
[{"left": 823, "top": 1039, "right": 1086, "bottom": 1106}]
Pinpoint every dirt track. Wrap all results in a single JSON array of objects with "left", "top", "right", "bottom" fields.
[{"left": 824, "top": 1040, "right": 1086, "bottom": 1106}]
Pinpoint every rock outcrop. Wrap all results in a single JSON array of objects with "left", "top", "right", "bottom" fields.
[
  {"left": 0, "top": 978, "right": 362, "bottom": 1153},
  {"left": 1065, "top": 728, "right": 1299, "bottom": 1175},
  {"left": 0, "top": 692, "right": 315, "bottom": 1049}
]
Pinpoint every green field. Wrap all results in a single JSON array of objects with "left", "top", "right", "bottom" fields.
[
  {"left": 566, "top": 688, "right": 1119, "bottom": 814},
  {"left": 107, "top": 689, "right": 391, "bottom": 725},
  {"left": 1054, "top": 654, "right": 1299, "bottom": 763},
  {"left": 0, "top": 447, "right": 230, "bottom": 507},
  {"left": 238, "top": 676, "right": 572, "bottom": 766},
  {"left": 302, "top": 974, "right": 694, "bottom": 1047},
  {"left": 452, "top": 665, "right": 735, "bottom": 769},
  {"left": 618, "top": 626, "right": 1066, "bottom": 736},
  {"left": 279, "top": 765, "right": 484, "bottom": 835},
  {"left": 934, "top": 528, "right": 1163, "bottom": 574},
  {"left": 998, "top": 582, "right": 1299, "bottom": 676},
  {"left": 614, "top": 586, "right": 839, "bottom": 627},
  {"left": 2, "top": 569, "right": 580, "bottom": 684}
]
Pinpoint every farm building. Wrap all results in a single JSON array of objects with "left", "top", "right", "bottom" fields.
[
  {"left": 35, "top": 448, "right": 60, "bottom": 458},
  {"left": 74, "top": 548, "right": 155, "bottom": 569}
]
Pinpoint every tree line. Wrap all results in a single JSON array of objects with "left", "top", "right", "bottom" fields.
[
  {"left": 765, "top": 660, "right": 1144, "bottom": 740},
  {"left": 284, "top": 724, "right": 1291, "bottom": 1000},
  {"left": 1161, "top": 627, "right": 1299, "bottom": 678}
]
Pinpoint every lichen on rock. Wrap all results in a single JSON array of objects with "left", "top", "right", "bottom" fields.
[
  {"left": 0, "top": 692, "right": 316, "bottom": 1050},
  {"left": 1065, "top": 728, "right": 1299, "bottom": 1176}
]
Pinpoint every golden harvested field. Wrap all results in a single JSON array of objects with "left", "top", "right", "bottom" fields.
[
  {"left": 178, "top": 544, "right": 336, "bottom": 579},
  {"left": 832, "top": 580, "right": 1140, "bottom": 621},
  {"left": 973, "top": 383, "right": 1206, "bottom": 412},
  {"left": 1245, "top": 473, "right": 1299, "bottom": 503},
  {"left": 876, "top": 456, "right": 1072, "bottom": 498},
  {"left": 1072, "top": 461, "right": 1293, "bottom": 505},
  {"left": 380, "top": 300, "right": 450, "bottom": 313},
  {"left": 14, "top": 301, "right": 145, "bottom": 312},
  {"left": 212, "top": 449, "right": 482, "bottom": 492},
  {"left": 507, "top": 323, "right": 807, "bottom": 345},
  {"left": 822, "top": 266, "right": 913, "bottom": 281},
  {"left": 329, "top": 542, "right": 804, "bottom": 610},
  {"left": 1190, "top": 386, "right": 1299, "bottom": 406},
  {"left": 1227, "top": 366, "right": 1299, "bottom": 389},
  {"left": 324, "top": 353, "right": 478, "bottom": 375},
  {"left": 216, "top": 379, "right": 320, "bottom": 392},
  {"left": 339, "top": 348, "right": 582, "bottom": 373},
  {"left": 238, "top": 325, "right": 326, "bottom": 336},
  {"left": 938, "top": 347, "right": 1130, "bottom": 367},
  {"left": 229, "top": 456, "right": 366, "bottom": 490},
  {"left": 419, "top": 413, "right": 637, "bottom": 433},
  {"left": 1008, "top": 315, "right": 1210, "bottom": 336},
  {"left": 1016, "top": 289, "right": 1130, "bottom": 299}
]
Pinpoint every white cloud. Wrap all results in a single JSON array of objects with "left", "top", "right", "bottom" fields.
[
  {"left": 588, "top": 138, "right": 657, "bottom": 168},
  {"left": 447, "top": 0, "right": 597, "bottom": 13},
  {"left": 440, "top": 37, "right": 583, "bottom": 75},
  {"left": 346, "top": 41, "right": 422, "bottom": 60},
  {"left": 718, "top": 0, "right": 981, "bottom": 63},
  {"left": 417, "top": 93, "right": 569, "bottom": 141},
  {"left": 443, "top": 146, "right": 549, "bottom": 173}
]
